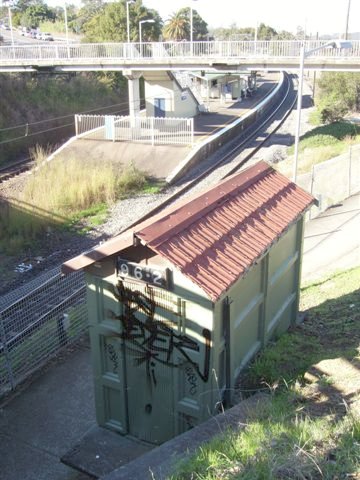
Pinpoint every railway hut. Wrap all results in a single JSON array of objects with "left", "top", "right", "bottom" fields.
[{"left": 62, "top": 161, "right": 315, "bottom": 446}]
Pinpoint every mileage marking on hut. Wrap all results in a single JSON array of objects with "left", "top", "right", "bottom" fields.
[{"left": 116, "top": 257, "right": 171, "bottom": 289}]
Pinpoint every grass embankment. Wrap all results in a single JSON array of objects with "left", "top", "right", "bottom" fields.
[
  {"left": 171, "top": 267, "right": 360, "bottom": 480},
  {"left": 0, "top": 147, "right": 163, "bottom": 255},
  {"left": 276, "top": 121, "right": 360, "bottom": 177},
  {"left": 0, "top": 72, "right": 125, "bottom": 164}
]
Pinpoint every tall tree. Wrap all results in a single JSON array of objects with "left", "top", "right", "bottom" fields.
[
  {"left": 21, "top": 3, "right": 54, "bottom": 27},
  {"left": 257, "top": 23, "right": 277, "bottom": 40},
  {"left": 162, "top": 10, "right": 187, "bottom": 41},
  {"left": 82, "top": 0, "right": 162, "bottom": 42},
  {"left": 315, "top": 72, "right": 360, "bottom": 123},
  {"left": 162, "top": 7, "right": 208, "bottom": 41}
]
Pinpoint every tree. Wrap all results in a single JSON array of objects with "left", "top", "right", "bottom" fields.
[
  {"left": 21, "top": 3, "right": 54, "bottom": 27},
  {"left": 276, "top": 29, "right": 295, "bottom": 40},
  {"left": 82, "top": 0, "right": 162, "bottom": 42},
  {"left": 257, "top": 23, "right": 277, "bottom": 40},
  {"left": 162, "top": 7, "right": 208, "bottom": 41},
  {"left": 315, "top": 72, "right": 360, "bottom": 123},
  {"left": 162, "top": 10, "right": 187, "bottom": 41},
  {"left": 2, "top": 0, "right": 42, "bottom": 13},
  {"left": 76, "top": 0, "right": 104, "bottom": 32}
]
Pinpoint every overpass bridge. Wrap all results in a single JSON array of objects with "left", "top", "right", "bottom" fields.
[{"left": 0, "top": 40, "right": 359, "bottom": 73}]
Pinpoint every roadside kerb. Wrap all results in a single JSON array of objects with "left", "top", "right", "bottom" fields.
[{"left": 100, "top": 393, "right": 268, "bottom": 480}]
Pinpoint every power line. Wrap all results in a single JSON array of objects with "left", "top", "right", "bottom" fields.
[
  {"left": 0, "top": 101, "right": 130, "bottom": 133},
  {"left": 0, "top": 107, "right": 131, "bottom": 146}
]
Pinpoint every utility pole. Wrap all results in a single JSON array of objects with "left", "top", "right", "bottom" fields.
[{"left": 345, "top": 0, "right": 351, "bottom": 40}]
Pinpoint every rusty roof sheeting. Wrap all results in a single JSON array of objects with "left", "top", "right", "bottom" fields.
[
  {"left": 62, "top": 161, "right": 315, "bottom": 302},
  {"left": 135, "top": 162, "right": 315, "bottom": 301}
]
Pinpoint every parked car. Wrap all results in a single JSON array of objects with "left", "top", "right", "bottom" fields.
[
  {"left": 20, "top": 27, "right": 30, "bottom": 36},
  {"left": 36, "top": 31, "right": 42, "bottom": 40},
  {"left": 41, "top": 32, "right": 53, "bottom": 41}
]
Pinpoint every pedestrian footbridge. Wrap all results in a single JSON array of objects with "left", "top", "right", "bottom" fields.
[{"left": 0, "top": 40, "right": 359, "bottom": 73}]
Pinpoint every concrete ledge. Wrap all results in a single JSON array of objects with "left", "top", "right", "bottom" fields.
[
  {"left": 61, "top": 425, "right": 153, "bottom": 478},
  {"left": 166, "top": 72, "right": 285, "bottom": 184},
  {"left": 100, "top": 393, "right": 269, "bottom": 480}
]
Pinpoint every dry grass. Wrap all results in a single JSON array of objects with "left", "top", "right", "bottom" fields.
[{"left": 23, "top": 148, "right": 147, "bottom": 215}]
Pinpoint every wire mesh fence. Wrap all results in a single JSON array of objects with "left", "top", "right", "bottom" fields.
[{"left": 0, "top": 269, "right": 88, "bottom": 397}]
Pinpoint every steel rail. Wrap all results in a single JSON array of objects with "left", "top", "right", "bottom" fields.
[{"left": 123, "top": 72, "right": 295, "bottom": 230}]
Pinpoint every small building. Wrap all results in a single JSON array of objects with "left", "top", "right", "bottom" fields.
[
  {"left": 62, "top": 161, "right": 314, "bottom": 445},
  {"left": 143, "top": 71, "right": 199, "bottom": 118}
]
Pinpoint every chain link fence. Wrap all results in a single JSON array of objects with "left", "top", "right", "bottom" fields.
[
  {"left": 1, "top": 144, "right": 359, "bottom": 398},
  {"left": 0, "top": 269, "right": 87, "bottom": 397},
  {"left": 297, "top": 144, "right": 360, "bottom": 219}
]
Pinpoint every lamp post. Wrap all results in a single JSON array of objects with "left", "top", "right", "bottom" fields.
[
  {"left": 139, "top": 19, "right": 155, "bottom": 46},
  {"left": 293, "top": 40, "right": 352, "bottom": 183},
  {"left": 126, "top": 0, "right": 134, "bottom": 44},
  {"left": 345, "top": 0, "right": 351, "bottom": 40},
  {"left": 190, "top": 0, "right": 198, "bottom": 55},
  {"left": 3, "top": 0, "right": 14, "bottom": 48},
  {"left": 64, "top": 3, "right": 69, "bottom": 43},
  {"left": 63, "top": 3, "right": 70, "bottom": 57}
]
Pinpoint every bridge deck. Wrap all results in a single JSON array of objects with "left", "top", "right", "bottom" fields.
[{"left": 0, "top": 40, "right": 359, "bottom": 72}]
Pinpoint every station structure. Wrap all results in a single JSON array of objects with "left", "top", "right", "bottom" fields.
[{"left": 62, "top": 161, "right": 315, "bottom": 444}]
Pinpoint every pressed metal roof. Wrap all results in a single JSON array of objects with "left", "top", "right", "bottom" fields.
[
  {"left": 134, "top": 161, "right": 314, "bottom": 300},
  {"left": 62, "top": 161, "right": 315, "bottom": 301}
]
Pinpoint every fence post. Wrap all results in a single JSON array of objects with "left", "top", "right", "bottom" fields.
[
  {"left": 0, "top": 313, "right": 15, "bottom": 391},
  {"left": 190, "top": 118, "right": 194, "bottom": 146},
  {"left": 309, "top": 164, "right": 315, "bottom": 220},
  {"left": 75, "top": 114, "right": 79, "bottom": 137},
  {"left": 348, "top": 145, "right": 352, "bottom": 197},
  {"left": 151, "top": 117, "right": 155, "bottom": 146}
]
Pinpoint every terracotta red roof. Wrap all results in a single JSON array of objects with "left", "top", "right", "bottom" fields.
[
  {"left": 134, "top": 161, "right": 315, "bottom": 300},
  {"left": 62, "top": 161, "right": 315, "bottom": 301}
]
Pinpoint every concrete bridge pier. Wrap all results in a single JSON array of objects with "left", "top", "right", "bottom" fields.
[{"left": 124, "top": 69, "right": 143, "bottom": 122}]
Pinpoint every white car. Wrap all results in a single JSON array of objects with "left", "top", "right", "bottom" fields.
[{"left": 41, "top": 32, "right": 54, "bottom": 41}]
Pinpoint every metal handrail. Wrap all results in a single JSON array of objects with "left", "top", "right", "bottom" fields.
[{"left": 0, "top": 40, "right": 359, "bottom": 65}]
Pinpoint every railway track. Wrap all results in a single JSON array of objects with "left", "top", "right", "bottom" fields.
[
  {"left": 0, "top": 157, "right": 34, "bottom": 183},
  {"left": 0, "top": 71, "right": 298, "bottom": 394},
  {"left": 125, "top": 72, "right": 297, "bottom": 229}
]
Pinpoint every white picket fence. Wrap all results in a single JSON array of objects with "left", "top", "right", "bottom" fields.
[{"left": 75, "top": 114, "right": 194, "bottom": 146}]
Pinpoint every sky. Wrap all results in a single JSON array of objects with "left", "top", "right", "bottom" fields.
[{"left": 46, "top": 0, "right": 359, "bottom": 36}]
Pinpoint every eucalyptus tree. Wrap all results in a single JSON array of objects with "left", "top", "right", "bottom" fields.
[
  {"left": 257, "top": 23, "right": 277, "bottom": 40},
  {"left": 21, "top": 2, "right": 54, "bottom": 27},
  {"left": 82, "top": 0, "right": 162, "bottom": 42}
]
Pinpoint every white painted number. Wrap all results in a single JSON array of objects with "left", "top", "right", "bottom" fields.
[
  {"left": 153, "top": 271, "right": 162, "bottom": 286},
  {"left": 120, "top": 263, "right": 129, "bottom": 276},
  {"left": 134, "top": 266, "right": 143, "bottom": 280}
]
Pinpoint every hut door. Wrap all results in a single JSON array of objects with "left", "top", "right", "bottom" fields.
[{"left": 118, "top": 280, "right": 181, "bottom": 444}]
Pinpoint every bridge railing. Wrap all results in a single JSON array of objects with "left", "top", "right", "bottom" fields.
[
  {"left": 0, "top": 40, "right": 359, "bottom": 63},
  {"left": 75, "top": 114, "right": 194, "bottom": 146}
]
